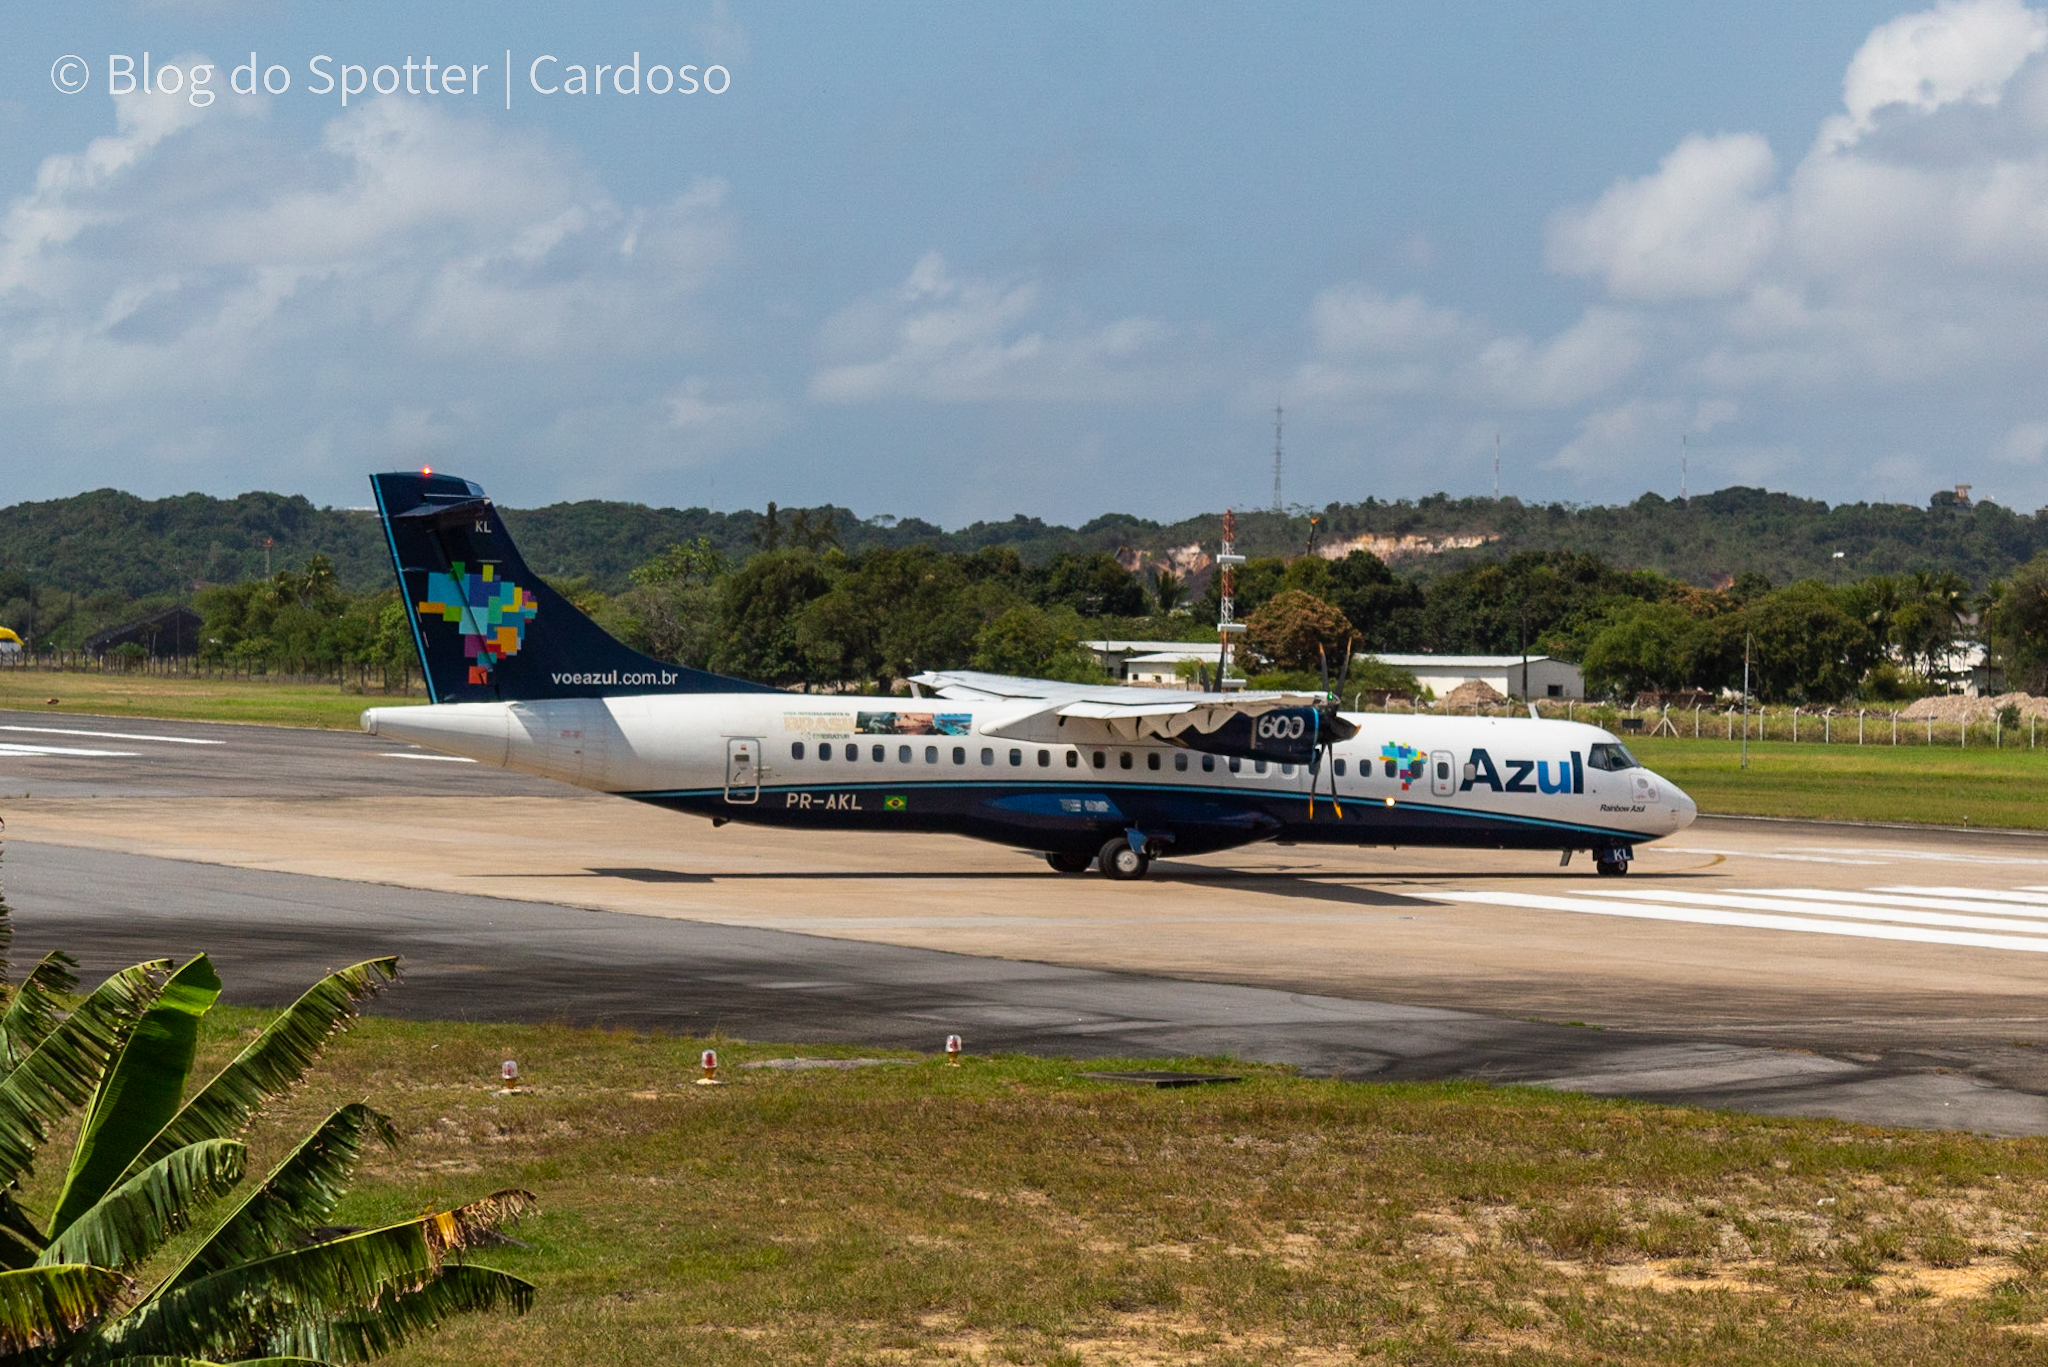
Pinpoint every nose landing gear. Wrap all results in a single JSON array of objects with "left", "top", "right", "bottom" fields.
[{"left": 1594, "top": 845, "right": 1634, "bottom": 877}]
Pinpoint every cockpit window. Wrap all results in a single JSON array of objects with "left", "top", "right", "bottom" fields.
[{"left": 1586, "top": 742, "right": 1641, "bottom": 772}]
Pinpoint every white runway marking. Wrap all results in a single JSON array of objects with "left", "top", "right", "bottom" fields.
[
  {"left": 0, "top": 743, "right": 139, "bottom": 758},
  {"left": 379, "top": 752, "right": 477, "bottom": 763},
  {"left": 0, "top": 725, "right": 221, "bottom": 746},
  {"left": 1671, "top": 845, "right": 2048, "bottom": 867},
  {"left": 1436, "top": 886, "right": 2048, "bottom": 955}
]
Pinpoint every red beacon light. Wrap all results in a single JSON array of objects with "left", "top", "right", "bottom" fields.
[
  {"left": 696, "top": 1048, "right": 724, "bottom": 1085},
  {"left": 945, "top": 1034, "right": 963, "bottom": 1066}
]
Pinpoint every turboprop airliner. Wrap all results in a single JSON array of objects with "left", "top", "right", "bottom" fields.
[{"left": 362, "top": 471, "right": 1696, "bottom": 879}]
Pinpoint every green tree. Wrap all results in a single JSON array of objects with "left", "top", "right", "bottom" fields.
[
  {"left": 609, "top": 537, "right": 729, "bottom": 668},
  {"left": 1731, "top": 581, "right": 1878, "bottom": 702},
  {"left": 1245, "top": 590, "right": 1354, "bottom": 672},
  {"left": 0, "top": 919, "right": 531, "bottom": 1360},
  {"left": 712, "top": 550, "right": 834, "bottom": 687},
  {"left": 1985, "top": 550, "right": 2048, "bottom": 692},
  {"left": 1319, "top": 551, "right": 1425, "bottom": 650},
  {"left": 1150, "top": 568, "right": 1184, "bottom": 615},
  {"left": 798, "top": 547, "right": 1015, "bottom": 688},
  {"left": 1579, "top": 601, "right": 1703, "bottom": 696},
  {"left": 1030, "top": 553, "right": 1146, "bottom": 617},
  {"left": 969, "top": 605, "right": 1107, "bottom": 682}
]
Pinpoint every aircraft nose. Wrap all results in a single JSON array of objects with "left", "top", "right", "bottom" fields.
[{"left": 1661, "top": 775, "right": 1697, "bottom": 829}]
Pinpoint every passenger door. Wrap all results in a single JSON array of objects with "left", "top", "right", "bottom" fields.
[
  {"left": 1430, "top": 749, "right": 1456, "bottom": 797},
  {"left": 724, "top": 736, "right": 762, "bottom": 804}
]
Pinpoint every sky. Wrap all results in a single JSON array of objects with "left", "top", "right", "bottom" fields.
[{"left": 9, "top": 0, "right": 2048, "bottom": 523}]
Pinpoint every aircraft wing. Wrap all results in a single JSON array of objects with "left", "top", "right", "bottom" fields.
[{"left": 907, "top": 669, "right": 1344, "bottom": 747}]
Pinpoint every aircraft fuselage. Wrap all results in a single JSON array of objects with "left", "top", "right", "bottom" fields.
[{"left": 364, "top": 693, "right": 1696, "bottom": 863}]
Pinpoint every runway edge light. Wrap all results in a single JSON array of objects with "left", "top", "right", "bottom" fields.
[
  {"left": 697, "top": 1048, "right": 724, "bottom": 1086},
  {"left": 500, "top": 1059, "right": 519, "bottom": 1092},
  {"left": 946, "top": 1034, "right": 963, "bottom": 1066}
]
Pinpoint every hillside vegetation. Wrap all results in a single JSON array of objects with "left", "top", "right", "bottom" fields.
[{"left": 3, "top": 484, "right": 2040, "bottom": 600}]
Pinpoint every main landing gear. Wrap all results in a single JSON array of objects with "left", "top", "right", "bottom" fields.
[
  {"left": 1098, "top": 836, "right": 1150, "bottom": 881},
  {"left": 1046, "top": 851, "right": 1094, "bottom": 874}
]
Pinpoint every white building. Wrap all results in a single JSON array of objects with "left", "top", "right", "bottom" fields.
[
  {"left": 1370, "top": 654, "right": 1584, "bottom": 701},
  {"left": 1081, "top": 640, "right": 1221, "bottom": 681}
]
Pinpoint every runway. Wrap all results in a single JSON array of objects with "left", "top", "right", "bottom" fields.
[{"left": 8, "top": 706, "right": 2048, "bottom": 1133}]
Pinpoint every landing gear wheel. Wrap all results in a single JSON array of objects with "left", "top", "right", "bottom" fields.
[
  {"left": 1595, "top": 857, "right": 1630, "bottom": 877},
  {"left": 1046, "top": 851, "right": 1094, "bottom": 874},
  {"left": 1098, "top": 837, "right": 1151, "bottom": 881}
]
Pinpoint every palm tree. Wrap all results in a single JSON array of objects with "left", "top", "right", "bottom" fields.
[{"left": 0, "top": 916, "right": 533, "bottom": 1361}]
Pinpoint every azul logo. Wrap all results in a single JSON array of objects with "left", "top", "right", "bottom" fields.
[
  {"left": 1460, "top": 748, "right": 1583, "bottom": 795},
  {"left": 418, "top": 561, "right": 538, "bottom": 685},
  {"left": 1380, "top": 742, "right": 1426, "bottom": 790}
]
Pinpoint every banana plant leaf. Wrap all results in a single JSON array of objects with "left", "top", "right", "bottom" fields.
[
  {"left": 270, "top": 1263, "right": 534, "bottom": 1362},
  {"left": 164, "top": 1104, "right": 396, "bottom": 1288},
  {"left": 51, "top": 956, "right": 223, "bottom": 1236},
  {"left": 0, "top": 951, "right": 80, "bottom": 1077},
  {"left": 0, "top": 960, "right": 167, "bottom": 1192},
  {"left": 122, "top": 959, "right": 397, "bottom": 1182},
  {"left": 0, "top": 1262, "right": 130, "bottom": 1355},
  {"left": 100, "top": 1190, "right": 533, "bottom": 1363},
  {"left": 38, "top": 1140, "right": 245, "bottom": 1272}
]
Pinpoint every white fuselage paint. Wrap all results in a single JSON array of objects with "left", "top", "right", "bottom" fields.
[{"left": 363, "top": 694, "right": 1697, "bottom": 848}]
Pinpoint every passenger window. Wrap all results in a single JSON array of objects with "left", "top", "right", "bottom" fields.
[
  {"left": 1038, "top": 749, "right": 1050, "bottom": 767},
  {"left": 1334, "top": 758, "right": 1346, "bottom": 776},
  {"left": 925, "top": 745, "right": 938, "bottom": 763},
  {"left": 1383, "top": 758, "right": 1396, "bottom": 778},
  {"left": 1228, "top": 756, "right": 1241, "bottom": 773},
  {"left": 846, "top": 745, "right": 857, "bottom": 762},
  {"left": 1202, "top": 755, "right": 1215, "bottom": 772},
  {"left": 981, "top": 747, "right": 994, "bottom": 765},
  {"left": 820, "top": 742, "right": 833, "bottom": 760},
  {"left": 899, "top": 745, "right": 911, "bottom": 763},
  {"left": 1174, "top": 753, "right": 1187, "bottom": 772},
  {"left": 1093, "top": 751, "right": 1106, "bottom": 769},
  {"left": 1119, "top": 752, "right": 1133, "bottom": 770},
  {"left": 872, "top": 744, "right": 884, "bottom": 762},
  {"left": 1009, "top": 749, "right": 1022, "bottom": 766},
  {"left": 1280, "top": 763, "right": 1294, "bottom": 777},
  {"left": 952, "top": 746, "right": 967, "bottom": 764},
  {"left": 1255, "top": 759, "right": 1268, "bottom": 775},
  {"left": 791, "top": 742, "right": 806, "bottom": 760},
  {"left": 1147, "top": 753, "right": 1160, "bottom": 770},
  {"left": 1436, "top": 761, "right": 1449, "bottom": 780},
  {"left": 1066, "top": 751, "right": 1079, "bottom": 768}
]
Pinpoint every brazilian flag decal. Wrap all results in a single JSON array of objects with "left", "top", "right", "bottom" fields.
[{"left": 884, "top": 795, "right": 907, "bottom": 811}]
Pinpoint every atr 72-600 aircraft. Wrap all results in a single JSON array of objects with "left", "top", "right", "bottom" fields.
[{"left": 363, "top": 471, "right": 1696, "bottom": 879}]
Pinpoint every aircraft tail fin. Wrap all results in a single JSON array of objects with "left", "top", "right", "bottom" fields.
[{"left": 369, "top": 470, "right": 775, "bottom": 703}]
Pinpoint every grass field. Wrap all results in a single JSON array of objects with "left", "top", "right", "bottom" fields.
[
  {"left": 1629, "top": 737, "right": 2048, "bottom": 831},
  {"left": 53, "top": 1006, "right": 2048, "bottom": 1366},
  {"left": 0, "top": 669, "right": 420, "bottom": 730}
]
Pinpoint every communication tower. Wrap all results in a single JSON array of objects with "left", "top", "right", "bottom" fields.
[{"left": 1215, "top": 508, "right": 1247, "bottom": 690}]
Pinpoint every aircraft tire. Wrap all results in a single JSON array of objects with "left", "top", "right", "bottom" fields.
[
  {"left": 1098, "top": 838, "right": 1150, "bottom": 881},
  {"left": 1595, "top": 857, "right": 1629, "bottom": 877},
  {"left": 1046, "top": 851, "right": 1094, "bottom": 874}
]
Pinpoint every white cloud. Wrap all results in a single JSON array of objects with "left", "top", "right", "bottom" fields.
[
  {"left": 0, "top": 88, "right": 748, "bottom": 497},
  {"left": 1545, "top": 134, "right": 1780, "bottom": 301},
  {"left": 808, "top": 251, "right": 1175, "bottom": 403},
  {"left": 1290, "top": 0, "right": 2048, "bottom": 505},
  {"left": 1996, "top": 420, "right": 2048, "bottom": 463},
  {"left": 1827, "top": 0, "right": 2047, "bottom": 147}
]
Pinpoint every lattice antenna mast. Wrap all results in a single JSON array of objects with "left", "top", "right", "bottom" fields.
[
  {"left": 1271, "top": 405, "right": 1284, "bottom": 513},
  {"left": 1215, "top": 508, "right": 1247, "bottom": 690}
]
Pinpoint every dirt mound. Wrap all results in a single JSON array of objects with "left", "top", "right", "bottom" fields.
[
  {"left": 1439, "top": 679, "right": 1506, "bottom": 711},
  {"left": 1898, "top": 692, "right": 2048, "bottom": 723}
]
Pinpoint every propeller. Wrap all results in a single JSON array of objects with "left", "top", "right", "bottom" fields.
[{"left": 1306, "top": 640, "right": 1354, "bottom": 819}]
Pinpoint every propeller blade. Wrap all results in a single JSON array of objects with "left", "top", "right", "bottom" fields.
[{"left": 1319, "top": 643, "right": 1329, "bottom": 696}]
